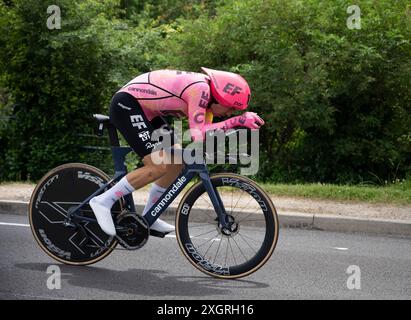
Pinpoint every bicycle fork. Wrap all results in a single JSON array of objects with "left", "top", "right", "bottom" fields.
[{"left": 199, "top": 171, "right": 231, "bottom": 230}]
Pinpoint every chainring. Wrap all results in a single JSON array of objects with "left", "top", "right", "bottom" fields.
[{"left": 116, "top": 212, "right": 149, "bottom": 250}]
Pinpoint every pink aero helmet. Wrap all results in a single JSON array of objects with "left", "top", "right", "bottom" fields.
[{"left": 201, "top": 67, "right": 250, "bottom": 110}]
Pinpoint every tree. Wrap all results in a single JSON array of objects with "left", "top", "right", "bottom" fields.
[
  {"left": 0, "top": 0, "right": 162, "bottom": 180},
  {"left": 165, "top": 0, "right": 411, "bottom": 183}
]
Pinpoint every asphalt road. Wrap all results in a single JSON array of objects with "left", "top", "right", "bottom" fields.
[{"left": 0, "top": 213, "right": 410, "bottom": 300}]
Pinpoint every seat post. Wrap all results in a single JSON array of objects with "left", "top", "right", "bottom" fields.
[{"left": 107, "top": 123, "right": 120, "bottom": 147}]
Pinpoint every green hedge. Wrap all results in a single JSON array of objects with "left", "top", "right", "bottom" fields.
[
  {"left": 164, "top": 0, "right": 411, "bottom": 184},
  {"left": 0, "top": 0, "right": 163, "bottom": 180},
  {"left": 0, "top": 0, "right": 410, "bottom": 185}
]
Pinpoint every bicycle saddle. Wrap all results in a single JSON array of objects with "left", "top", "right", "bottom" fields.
[{"left": 93, "top": 114, "right": 110, "bottom": 123}]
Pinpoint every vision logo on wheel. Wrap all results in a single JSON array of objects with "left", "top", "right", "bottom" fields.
[{"left": 77, "top": 171, "right": 105, "bottom": 187}]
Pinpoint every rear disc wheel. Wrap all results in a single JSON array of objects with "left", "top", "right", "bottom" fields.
[{"left": 29, "top": 163, "right": 122, "bottom": 265}]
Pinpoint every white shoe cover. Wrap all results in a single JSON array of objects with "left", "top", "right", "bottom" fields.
[
  {"left": 150, "top": 218, "right": 175, "bottom": 234},
  {"left": 89, "top": 197, "right": 116, "bottom": 236}
]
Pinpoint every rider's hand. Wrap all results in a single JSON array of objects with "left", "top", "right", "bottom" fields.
[{"left": 232, "top": 112, "right": 265, "bottom": 129}]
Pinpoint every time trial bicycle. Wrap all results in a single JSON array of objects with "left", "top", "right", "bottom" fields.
[{"left": 29, "top": 114, "right": 279, "bottom": 279}]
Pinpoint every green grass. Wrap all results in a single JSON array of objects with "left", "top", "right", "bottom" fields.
[
  {"left": 1, "top": 179, "right": 410, "bottom": 205},
  {"left": 261, "top": 180, "right": 411, "bottom": 205}
]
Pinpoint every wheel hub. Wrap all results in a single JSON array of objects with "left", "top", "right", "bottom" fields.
[{"left": 218, "top": 215, "right": 239, "bottom": 237}]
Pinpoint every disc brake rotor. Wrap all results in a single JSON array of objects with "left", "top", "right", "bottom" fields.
[{"left": 218, "top": 215, "right": 239, "bottom": 236}]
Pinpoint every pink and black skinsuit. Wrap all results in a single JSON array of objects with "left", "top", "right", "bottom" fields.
[{"left": 110, "top": 69, "right": 244, "bottom": 158}]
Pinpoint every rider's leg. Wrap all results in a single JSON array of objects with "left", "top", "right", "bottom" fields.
[
  {"left": 90, "top": 92, "right": 181, "bottom": 236},
  {"left": 129, "top": 148, "right": 183, "bottom": 234},
  {"left": 153, "top": 163, "right": 184, "bottom": 188},
  {"left": 140, "top": 162, "right": 183, "bottom": 214},
  {"left": 141, "top": 162, "right": 183, "bottom": 215},
  {"left": 139, "top": 144, "right": 184, "bottom": 194},
  {"left": 90, "top": 149, "right": 180, "bottom": 236},
  {"left": 126, "top": 144, "right": 183, "bottom": 188}
]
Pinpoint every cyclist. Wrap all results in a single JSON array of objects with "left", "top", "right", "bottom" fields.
[{"left": 90, "top": 68, "right": 265, "bottom": 237}]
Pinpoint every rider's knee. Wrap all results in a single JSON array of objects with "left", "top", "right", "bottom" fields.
[
  {"left": 143, "top": 152, "right": 181, "bottom": 177},
  {"left": 173, "top": 163, "right": 184, "bottom": 172},
  {"left": 156, "top": 163, "right": 170, "bottom": 175},
  {"left": 143, "top": 163, "right": 166, "bottom": 180}
]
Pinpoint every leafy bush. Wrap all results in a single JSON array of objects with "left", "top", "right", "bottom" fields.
[
  {"left": 0, "top": 0, "right": 409, "bottom": 185},
  {"left": 0, "top": 0, "right": 163, "bottom": 180},
  {"left": 164, "top": 0, "right": 411, "bottom": 183}
]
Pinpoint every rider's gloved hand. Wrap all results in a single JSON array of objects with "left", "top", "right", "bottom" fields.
[
  {"left": 227, "top": 112, "right": 265, "bottom": 130},
  {"left": 198, "top": 112, "right": 265, "bottom": 141}
]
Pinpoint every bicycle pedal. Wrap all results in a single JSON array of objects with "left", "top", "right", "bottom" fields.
[{"left": 149, "top": 229, "right": 169, "bottom": 238}]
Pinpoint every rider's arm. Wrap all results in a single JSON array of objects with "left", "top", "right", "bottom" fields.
[
  {"left": 182, "top": 82, "right": 211, "bottom": 142},
  {"left": 183, "top": 83, "right": 236, "bottom": 141},
  {"left": 183, "top": 83, "right": 264, "bottom": 142},
  {"left": 199, "top": 113, "right": 265, "bottom": 138}
]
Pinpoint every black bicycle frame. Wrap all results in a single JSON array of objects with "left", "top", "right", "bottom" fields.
[{"left": 68, "top": 118, "right": 230, "bottom": 229}]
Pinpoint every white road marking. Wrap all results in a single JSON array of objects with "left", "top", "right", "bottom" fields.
[
  {"left": 0, "top": 222, "right": 222, "bottom": 242},
  {"left": 0, "top": 291, "right": 73, "bottom": 300},
  {"left": 333, "top": 247, "right": 349, "bottom": 251},
  {"left": 0, "top": 222, "right": 29, "bottom": 227}
]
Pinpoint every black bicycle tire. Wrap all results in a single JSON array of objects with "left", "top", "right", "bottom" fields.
[{"left": 175, "top": 173, "right": 279, "bottom": 279}]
